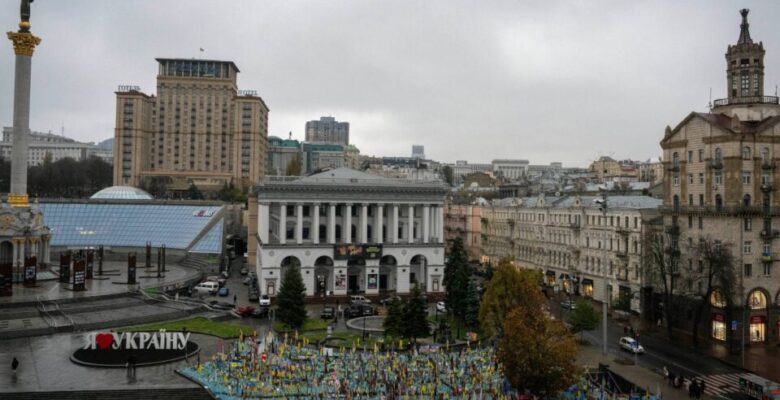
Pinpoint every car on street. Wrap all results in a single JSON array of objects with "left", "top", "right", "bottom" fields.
[
  {"left": 208, "top": 300, "right": 234, "bottom": 310},
  {"left": 321, "top": 306, "right": 335, "bottom": 320},
  {"left": 380, "top": 296, "right": 402, "bottom": 306},
  {"left": 350, "top": 295, "right": 371, "bottom": 305},
  {"left": 236, "top": 305, "right": 255, "bottom": 317},
  {"left": 206, "top": 275, "right": 226, "bottom": 287},
  {"left": 436, "top": 301, "right": 447, "bottom": 313},
  {"left": 259, "top": 294, "right": 271, "bottom": 306},
  {"left": 561, "top": 299, "right": 576, "bottom": 310},
  {"left": 217, "top": 287, "right": 229, "bottom": 297},
  {"left": 240, "top": 267, "right": 248, "bottom": 275},
  {"left": 252, "top": 307, "right": 269, "bottom": 319},
  {"left": 192, "top": 281, "right": 219, "bottom": 296},
  {"left": 619, "top": 336, "right": 644, "bottom": 354},
  {"left": 345, "top": 304, "right": 375, "bottom": 319},
  {"left": 248, "top": 288, "right": 260, "bottom": 302}
]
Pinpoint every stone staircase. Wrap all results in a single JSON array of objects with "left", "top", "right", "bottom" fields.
[{"left": 1, "top": 388, "right": 213, "bottom": 400}]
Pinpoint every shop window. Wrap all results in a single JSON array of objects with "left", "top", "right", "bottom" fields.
[
  {"left": 710, "top": 289, "right": 727, "bottom": 308},
  {"left": 748, "top": 289, "right": 767, "bottom": 309},
  {"left": 712, "top": 315, "right": 727, "bottom": 341},
  {"left": 750, "top": 316, "right": 766, "bottom": 342}
]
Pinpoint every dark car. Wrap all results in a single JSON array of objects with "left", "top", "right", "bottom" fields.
[
  {"left": 248, "top": 288, "right": 260, "bottom": 302},
  {"left": 321, "top": 306, "right": 335, "bottom": 320},
  {"left": 380, "top": 296, "right": 402, "bottom": 306},
  {"left": 345, "top": 304, "right": 374, "bottom": 319},
  {"left": 561, "top": 299, "right": 576, "bottom": 310},
  {"left": 252, "top": 307, "right": 269, "bottom": 319},
  {"left": 208, "top": 300, "right": 234, "bottom": 310},
  {"left": 362, "top": 305, "right": 376, "bottom": 316}
]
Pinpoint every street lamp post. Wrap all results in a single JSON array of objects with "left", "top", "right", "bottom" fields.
[{"left": 597, "top": 191, "right": 609, "bottom": 356}]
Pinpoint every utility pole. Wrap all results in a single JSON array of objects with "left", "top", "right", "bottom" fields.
[{"left": 597, "top": 190, "right": 609, "bottom": 355}]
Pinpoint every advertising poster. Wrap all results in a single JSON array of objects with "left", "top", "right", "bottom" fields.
[
  {"left": 73, "top": 258, "right": 86, "bottom": 291},
  {"left": 335, "top": 273, "right": 347, "bottom": 290},
  {"left": 367, "top": 273, "right": 378, "bottom": 290},
  {"left": 23, "top": 256, "right": 36, "bottom": 286},
  {"left": 59, "top": 252, "right": 71, "bottom": 283},
  {"left": 0, "top": 262, "right": 12, "bottom": 296},
  {"left": 333, "top": 244, "right": 383, "bottom": 261},
  {"left": 86, "top": 249, "right": 94, "bottom": 279},
  {"left": 127, "top": 253, "right": 136, "bottom": 285}
]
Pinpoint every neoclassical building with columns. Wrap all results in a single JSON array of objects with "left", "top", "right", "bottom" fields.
[{"left": 252, "top": 168, "right": 448, "bottom": 297}]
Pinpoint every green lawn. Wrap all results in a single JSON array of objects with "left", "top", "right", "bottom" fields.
[
  {"left": 273, "top": 318, "right": 330, "bottom": 333},
  {"left": 122, "top": 317, "right": 247, "bottom": 338},
  {"left": 143, "top": 287, "right": 160, "bottom": 295},
  {"left": 301, "top": 330, "right": 384, "bottom": 348}
]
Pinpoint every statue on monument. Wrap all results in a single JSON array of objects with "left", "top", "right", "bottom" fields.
[{"left": 19, "top": 0, "right": 33, "bottom": 32}]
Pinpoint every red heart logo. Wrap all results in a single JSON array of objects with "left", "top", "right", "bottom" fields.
[{"left": 96, "top": 333, "right": 114, "bottom": 350}]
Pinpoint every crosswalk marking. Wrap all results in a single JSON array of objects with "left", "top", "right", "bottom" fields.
[{"left": 684, "top": 372, "right": 766, "bottom": 397}]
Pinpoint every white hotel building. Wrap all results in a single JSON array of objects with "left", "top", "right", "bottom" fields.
[{"left": 252, "top": 168, "right": 448, "bottom": 297}]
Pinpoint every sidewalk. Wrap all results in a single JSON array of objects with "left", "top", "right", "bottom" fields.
[
  {"left": 630, "top": 315, "right": 780, "bottom": 383},
  {"left": 578, "top": 345, "right": 716, "bottom": 400}
]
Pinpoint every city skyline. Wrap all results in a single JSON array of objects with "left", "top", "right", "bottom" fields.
[{"left": 1, "top": 1, "right": 780, "bottom": 166}]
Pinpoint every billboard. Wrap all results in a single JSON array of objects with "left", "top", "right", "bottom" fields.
[
  {"left": 23, "top": 256, "right": 36, "bottom": 286},
  {"left": 73, "top": 257, "right": 86, "bottom": 291},
  {"left": 333, "top": 244, "right": 383, "bottom": 261}
]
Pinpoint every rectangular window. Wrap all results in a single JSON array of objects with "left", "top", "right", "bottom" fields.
[
  {"left": 762, "top": 173, "right": 770, "bottom": 186},
  {"left": 698, "top": 149, "right": 704, "bottom": 162},
  {"left": 764, "top": 263, "right": 771, "bottom": 276},
  {"left": 673, "top": 173, "right": 679, "bottom": 186},
  {"left": 699, "top": 173, "right": 704, "bottom": 184},
  {"left": 688, "top": 215, "right": 693, "bottom": 228},
  {"left": 688, "top": 151, "right": 693, "bottom": 163},
  {"left": 743, "top": 241, "right": 751, "bottom": 254},
  {"left": 744, "top": 263, "right": 752, "bottom": 277},
  {"left": 698, "top": 217, "right": 703, "bottom": 229},
  {"left": 688, "top": 194, "right": 693, "bottom": 205},
  {"left": 763, "top": 242, "right": 771, "bottom": 255},
  {"left": 715, "top": 172, "right": 722, "bottom": 185},
  {"left": 699, "top": 194, "right": 704, "bottom": 206},
  {"left": 688, "top": 174, "right": 694, "bottom": 184},
  {"left": 745, "top": 218, "right": 752, "bottom": 231},
  {"left": 742, "top": 172, "right": 751, "bottom": 185}
]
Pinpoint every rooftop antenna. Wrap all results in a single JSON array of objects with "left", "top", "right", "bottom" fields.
[
  {"left": 289, "top": 131, "right": 292, "bottom": 139},
  {"left": 61, "top": 123, "right": 64, "bottom": 137},
  {"left": 708, "top": 87, "right": 712, "bottom": 109},
  {"left": 775, "top": 85, "right": 778, "bottom": 96}
]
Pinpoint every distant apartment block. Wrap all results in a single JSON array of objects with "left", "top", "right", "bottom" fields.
[
  {"left": 1, "top": 127, "right": 96, "bottom": 166},
  {"left": 305, "top": 116, "right": 349, "bottom": 146}
]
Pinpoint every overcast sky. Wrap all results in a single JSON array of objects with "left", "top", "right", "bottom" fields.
[{"left": 1, "top": 1, "right": 779, "bottom": 167}]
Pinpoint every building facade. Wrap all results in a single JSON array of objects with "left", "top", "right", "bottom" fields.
[
  {"left": 253, "top": 168, "right": 447, "bottom": 297},
  {"left": 481, "top": 195, "right": 661, "bottom": 313},
  {"left": 267, "top": 136, "right": 301, "bottom": 176},
  {"left": 0, "top": 127, "right": 95, "bottom": 166},
  {"left": 114, "top": 59, "right": 269, "bottom": 191},
  {"left": 444, "top": 202, "right": 482, "bottom": 261},
  {"left": 492, "top": 159, "right": 529, "bottom": 181},
  {"left": 305, "top": 116, "right": 349, "bottom": 146},
  {"left": 301, "top": 142, "right": 345, "bottom": 174},
  {"left": 660, "top": 10, "right": 780, "bottom": 346}
]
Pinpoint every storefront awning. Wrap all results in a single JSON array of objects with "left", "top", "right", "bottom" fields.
[
  {"left": 581, "top": 278, "right": 594, "bottom": 285},
  {"left": 545, "top": 271, "right": 556, "bottom": 277}
]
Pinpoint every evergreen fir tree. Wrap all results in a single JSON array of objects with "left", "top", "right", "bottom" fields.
[
  {"left": 444, "top": 237, "right": 469, "bottom": 314},
  {"left": 276, "top": 264, "right": 307, "bottom": 330},
  {"left": 402, "top": 285, "right": 430, "bottom": 342},
  {"left": 464, "top": 279, "right": 480, "bottom": 330},
  {"left": 382, "top": 298, "right": 404, "bottom": 338}
]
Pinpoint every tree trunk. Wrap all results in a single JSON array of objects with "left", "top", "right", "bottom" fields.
[
  {"left": 691, "top": 302, "right": 704, "bottom": 349},
  {"left": 664, "top": 293, "right": 675, "bottom": 340}
]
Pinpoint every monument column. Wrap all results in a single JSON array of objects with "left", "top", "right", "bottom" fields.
[{"left": 7, "top": 9, "right": 40, "bottom": 208}]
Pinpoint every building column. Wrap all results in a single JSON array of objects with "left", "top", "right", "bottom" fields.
[
  {"left": 345, "top": 203, "right": 352, "bottom": 243},
  {"left": 408, "top": 205, "right": 415, "bottom": 243},
  {"left": 438, "top": 205, "right": 445, "bottom": 243},
  {"left": 312, "top": 203, "right": 320, "bottom": 244},
  {"left": 392, "top": 204, "right": 399, "bottom": 244},
  {"left": 360, "top": 203, "right": 368, "bottom": 243},
  {"left": 430, "top": 205, "right": 437, "bottom": 242},
  {"left": 295, "top": 203, "right": 303, "bottom": 244},
  {"left": 375, "top": 204, "right": 384, "bottom": 243},
  {"left": 423, "top": 205, "right": 430, "bottom": 243},
  {"left": 259, "top": 203, "right": 270, "bottom": 244},
  {"left": 279, "top": 203, "right": 287, "bottom": 245},
  {"left": 328, "top": 204, "right": 336, "bottom": 244}
]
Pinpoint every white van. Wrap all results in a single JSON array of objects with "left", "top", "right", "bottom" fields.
[
  {"left": 350, "top": 295, "right": 371, "bottom": 305},
  {"left": 192, "top": 282, "right": 219, "bottom": 295}
]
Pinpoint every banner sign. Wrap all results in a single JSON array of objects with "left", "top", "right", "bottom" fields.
[
  {"left": 334, "top": 244, "right": 383, "bottom": 261},
  {"left": 86, "top": 249, "right": 94, "bottom": 279},
  {"left": 73, "top": 258, "right": 86, "bottom": 291},
  {"left": 367, "top": 273, "right": 378, "bottom": 290},
  {"left": 335, "top": 273, "right": 347, "bottom": 290},
  {"left": 127, "top": 253, "right": 136, "bottom": 285},
  {"left": 23, "top": 256, "right": 36, "bottom": 286},
  {"left": 84, "top": 331, "right": 191, "bottom": 351},
  {"left": 0, "top": 262, "right": 11, "bottom": 296},
  {"left": 59, "top": 252, "right": 71, "bottom": 283},
  {"left": 750, "top": 315, "right": 766, "bottom": 324},
  {"left": 72, "top": 330, "right": 199, "bottom": 368}
]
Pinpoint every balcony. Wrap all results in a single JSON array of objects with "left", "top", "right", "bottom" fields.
[
  {"left": 760, "top": 253, "right": 780, "bottom": 263},
  {"left": 570, "top": 222, "right": 581, "bottom": 231},
  {"left": 762, "top": 161, "right": 776, "bottom": 170},
  {"left": 708, "top": 159, "right": 723, "bottom": 170},
  {"left": 616, "top": 268, "right": 629, "bottom": 281},
  {"left": 667, "top": 164, "right": 680, "bottom": 172},
  {"left": 760, "top": 229, "right": 780, "bottom": 240},
  {"left": 615, "top": 227, "right": 630, "bottom": 236},
  {"left": 762, "top": 183, "right": 774, "bottom": 193},
  {"left": 712, "top": 96, "right": 780, "bottom": 107}
]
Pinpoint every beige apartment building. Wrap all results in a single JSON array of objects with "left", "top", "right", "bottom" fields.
[
  {"left": 660, "top": 10, "right": 780, "bottom": 346},
  {"left": 444, "top": 202, "right": 482, "bottom": 261},
  {"left": 114, "top": 59, "right": 269, "bottom": 192},
  {"left": 481, "top": 194, "right": 661, "bottom": 314}
]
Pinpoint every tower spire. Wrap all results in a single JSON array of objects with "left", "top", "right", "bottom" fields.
[{"left": 738, "top": 9, "right": 752, "bottom": 45}]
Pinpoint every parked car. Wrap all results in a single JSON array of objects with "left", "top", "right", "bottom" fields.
[
  {"left": 248, "top": 288, "right": 260, "bottom": 302},
  {"left": 240, "top": 267, "right": 249, "bottom": 275},
  {"left": 218, "top": 287, "right": 229, "bottom": 297},
  {"left": 380, "top": 296, "right": 402, "bottom": 306},
  {"left": 236, "top": 305, "right": 255, "bottom": 317},
  {"left": 362, "top": 305, "right": 376, "bottom": 316},
  {"left": 436, "top": 301, "right": 447, "bottom": 313},
  {"left": 619, "top": 337, "right": 645, "bottom": 354},
  {"left": 561, "top": 299, "right": 576, "bottom": 310},
  {"left": 192, "top": 282, "right": 219, "bottom": 296},
  {"left": 345, "top": 304, "right": 372, "bottom": 319},
  {"left": 321, "top": 306, "right": 335, "bottom": 320},
  {"left": 206, "top": 276, "right": 226, "bottom": 288},
  {"left": 243, "top": 276, "right": 253, "bottom": 285},
  {"left": 252, "top": 307, "right": 269, "bottom": 319},
  {"left": 259, "top": 294, "right": 271, "bottom": 306},
  {"left": 208, "top": 300, "right": 234, "bottom": 310},
  {"left": 350, "top": 295, "right": 371, "bottom": 305}
]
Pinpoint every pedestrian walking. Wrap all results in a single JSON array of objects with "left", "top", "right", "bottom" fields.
[
  {"left": 688, "top": 379, "right": 697, "bottom": 398},
  {"left": 233, "top": 294, "right": 237, "bottom": 305},
  {"left": 11, "top": 357, "right": 18, "bottom": 377},
  {"left": 699, "top": 379, "right": 706, "bottom": 397},
  {"left": 657, "top": 318, "right": 662, "bottom": 328}
]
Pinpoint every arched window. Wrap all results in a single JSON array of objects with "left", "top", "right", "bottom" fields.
[
  {"left": 710, "top": 289, "right": 727, "bottom": 308},
  {"left": 748, "top": 289, "right": 767, "bottom": 310},
  {"left": 715, "top": 147, "right": 722, "bottom": 161},
  {"left": 673, "top": 195, "right": 680, "bottom": 211},
  {"left": 743, "top": 194, "right": 751, "bottom": 206},
  {"left": 743, "top": 146, "right": 752, "bottom": 160}
]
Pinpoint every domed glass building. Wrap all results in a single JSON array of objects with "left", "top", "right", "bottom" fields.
[{"left": 90, "top": 186, "right": 153, "bottom": 200}]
